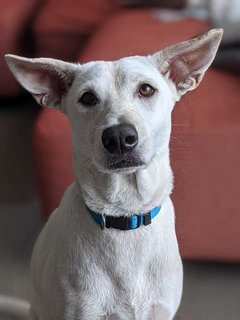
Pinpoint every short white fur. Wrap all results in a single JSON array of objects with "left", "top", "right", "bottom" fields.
[{"left": 5, "top": 28, "right": 223, "bottom": 320}]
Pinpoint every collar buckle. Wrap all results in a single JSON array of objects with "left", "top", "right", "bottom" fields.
[
  {"left": 143, "top": 212, "right": 152, "bottom": 226},
  {"left": 101, "top": 214, "right": 106, "bottom": 229}
]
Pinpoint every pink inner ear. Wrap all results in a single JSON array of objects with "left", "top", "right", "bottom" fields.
[
  {"left": 32, "top": 66, "right": 67, "bottom": 93},
  {"left": 169, "top": 56, "right": 191, "bottom": 87},
  {"left": 5, "top": 54, "right": 76, "bottom": 108},
  {"left": 166, "top": 38, "right": 217, "bottom": 90},
  {"left": 20, "top": 64, "right": 72, "bottom": 107}
]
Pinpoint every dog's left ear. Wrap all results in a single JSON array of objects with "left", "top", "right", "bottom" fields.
[
  {"left": 5, "top": 54, "right": 77, "bottom": 109},
  {"left": 150, "top": 29, "right": 223, "bottom": 97}
]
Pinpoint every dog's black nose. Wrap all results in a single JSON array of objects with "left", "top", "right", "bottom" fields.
[{"left": 102, "top": 124, "right": 138, "bottom": 154}]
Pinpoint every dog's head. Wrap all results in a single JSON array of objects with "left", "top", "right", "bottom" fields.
[{"left": 5, "top": 29, "right": 222, "bottom": 174}]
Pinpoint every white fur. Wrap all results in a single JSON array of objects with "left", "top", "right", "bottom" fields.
[{"left": 5, "top": 29, "right": 222, "bottom": 320}]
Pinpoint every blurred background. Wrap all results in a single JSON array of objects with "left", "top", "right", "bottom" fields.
[{"left": 0, "top": 0, "right": 240, "bottom": 319}]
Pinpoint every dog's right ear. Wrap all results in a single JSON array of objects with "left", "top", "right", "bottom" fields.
[{"left": 5, "top": 54, "right": 77, "bottom": 109}]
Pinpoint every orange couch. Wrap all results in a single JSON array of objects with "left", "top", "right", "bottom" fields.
[{"left": 2, "top": 3, "right": 240, "bottom": 261}]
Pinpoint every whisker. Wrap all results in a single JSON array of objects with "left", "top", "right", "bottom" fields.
[{"left": 172, "top": 123, "right": 187, "bottom": 127}]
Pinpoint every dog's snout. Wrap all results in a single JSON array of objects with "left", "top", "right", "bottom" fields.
[{"left": 102, "top": 124, "right": 138, "bottom": 155}]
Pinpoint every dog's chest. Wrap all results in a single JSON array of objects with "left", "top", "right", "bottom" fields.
[
  {"left": 62, "top": 224, "right": 166, "bottom": 319},
  {"left": 65, "top": 260, "right": 162, "bottom": 319}
]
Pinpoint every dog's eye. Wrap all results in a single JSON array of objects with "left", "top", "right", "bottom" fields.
[
  {"left": 139, "top": 83, "right": 155, "bottom": 97},
  {"left": 79, "top": 92, "right": 98, "bottom": 106}
]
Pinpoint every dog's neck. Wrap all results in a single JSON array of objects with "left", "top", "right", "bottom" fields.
[{"left": 74, "top": 148, "right": 173, "bottom": 217}]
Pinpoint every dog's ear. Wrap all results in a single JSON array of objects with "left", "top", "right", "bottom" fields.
[
  {"left": 150, "top": 29, "right": 223, "bottom": 97},
  {"left": 5, "top": 55, "right": 77, "bottom": 109}
]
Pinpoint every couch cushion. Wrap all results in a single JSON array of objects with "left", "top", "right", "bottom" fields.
[
  {"left": 32, "top": 109, "right": 73, "bottom": 218},
  {"left": 80, "top": 9, "right": 208, "bottom": 61},
  {"left": 33, "top": 0, "right": 118, "bottom": 61},
  {"left": 0, "top": 0, "right": 38, "bottom": 97}
]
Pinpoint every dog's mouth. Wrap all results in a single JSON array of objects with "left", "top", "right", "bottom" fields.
[
  {"left": 108, "top": 158, "right": 145, "bottom": 170},
  {"left": 101, "top": 154, "right": 145, "bottom": 172}
]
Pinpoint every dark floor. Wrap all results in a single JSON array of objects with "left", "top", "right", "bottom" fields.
[{"left": 0, "top": 101, "right": 240, "bottom": 320}]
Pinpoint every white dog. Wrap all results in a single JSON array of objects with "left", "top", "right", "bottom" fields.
[{"left": 5, "top": 28, "right": 222, "bottom": 320}]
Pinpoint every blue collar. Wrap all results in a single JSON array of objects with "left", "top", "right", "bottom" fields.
[{"left": 86, "top": 205, "right": 161, "bottom": 230}]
